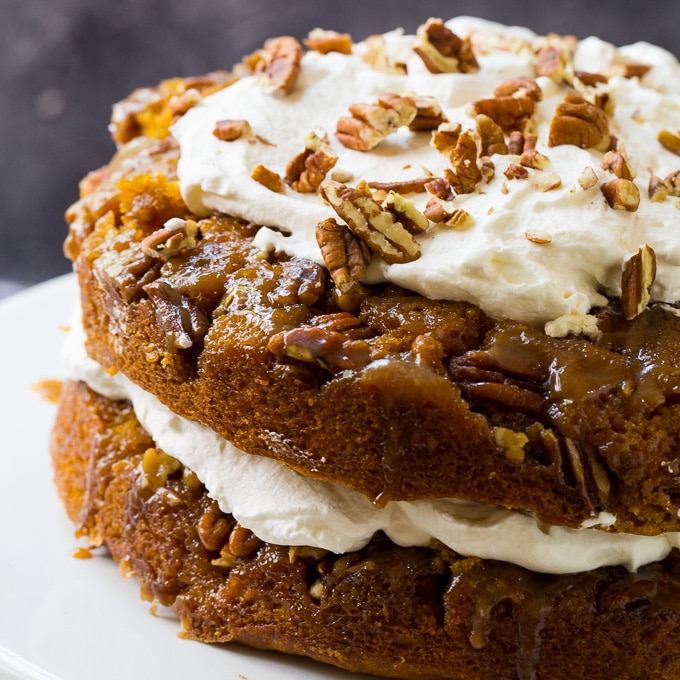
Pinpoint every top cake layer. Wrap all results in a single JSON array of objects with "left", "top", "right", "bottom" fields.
[{"left": 171, "top": 17, "right": 680, "bottom": 325}]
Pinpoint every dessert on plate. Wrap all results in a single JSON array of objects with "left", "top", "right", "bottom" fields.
[{"left": 51, "top": 16, "right": 680, "bottom": 679}]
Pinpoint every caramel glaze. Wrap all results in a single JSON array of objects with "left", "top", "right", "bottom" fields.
[
  {"left": 64, "top": 134, "right": 680, "bottom": 535},
  {"left": 51, "top": 380, "right": 680, "bottom": 680}
]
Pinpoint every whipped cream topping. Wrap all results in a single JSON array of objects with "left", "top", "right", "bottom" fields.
[
  {"left": 63, "top": 314, "right": 680, "bottom": 574},
  {"left": 172, "top": 17, "right": 680, "bottom": 325}
]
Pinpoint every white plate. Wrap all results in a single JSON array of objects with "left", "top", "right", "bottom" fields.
[{"left": 0, "top": 274, "right": 379, "bottom": 680}]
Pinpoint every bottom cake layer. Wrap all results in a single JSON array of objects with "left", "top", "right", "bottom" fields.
[{"left": 50, "top": 380, "right": 680, "bottom": 680}]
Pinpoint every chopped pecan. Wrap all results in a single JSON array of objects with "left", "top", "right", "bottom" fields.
[
  {"left": 447, "top": 130, "right": 482, "bottom": 194},
  {"left": 140, "top": 448, "right": 181, "bottom": 491},
  {"left": 525, "top": 230, "right": 552, "bottom": 245},
  {"left": 251, "top": 164, "right": 285, "bottom": 192},
  {"left": 367, "top": 177, "right": 430, "bottom": 194},
  {"left": 251, "top": 36, "right": 303, "bottom": 95},
  {"left": 361, "top": 34, "right": 407, "bottom": 75},
  {"left": 197, "top": 501, "right": 231, "bottom": 552},
  {"left": 531, "top": 172, "right": 562, "bottom": 192},
  {"left": 601, "top": 146, "right": 634, "bottom": 180},
  {"left": 658, "top": 129, "right": 680, "bottom": 156},
  {"left": 504, "top": 163, "right": 529, "bottom": 180},
  {"left": 425, "top": 177, "right": 455, "bottom": 200},
  {"left": 141, "top": 217, "right": 198, "bottom": 261},
  {"left": 267, "top": 324, "right": 371, "bottom": 372},
  {"left": 413, "top": 18, "right": 479, "bottom": 74},
  {"left": 476, "top": 114, "right": 508, "bottom": 157},
  {"left": 575, "top": 71, "right": 609, "bottom": 87},
  {"left": 424, "top": 199, "right": 474, "bottom": 230},
  {"left": 521, "top": 148, "right": 550, "bottom": 170},
  {"left": 315, "top": 218, "right": 371, "bottom": 312},
  {"left": 493, "top": 427, "right": 529, "bottom": 461},
  {"left": 408, "top": 95, "right": 448, "bottom": 131},
  {"left": 648, "top": 173, "right": 669, "bottom": 202},
  {"left": 577, "top": 166, "right": 599, "bottom": 190},
  {"left": 304, "top": 28, "right": 353, "bottom": 55},
  {"left": 285, "top": 132, "right": 338, "bottom": 193},
  {"left": 614, "top": 61, "right": 652, "bottom": 79},
  {"left": 431, "top": 122, "right": 462, "bottom": 153},
  {"left": 319, "top": 180, "right": 421, "bottom": 264},
  {"left": 547, "top": 95, "right": 610, "bottom": 150},
  {"left": 381, "top": 191, "right": 429, "bottom": 234},
  {"left": 665, "top": 170, "right": 680, "bottom": 196},
  {"left": 534, "top": 33, "right": 577, "bottom": 83},
  {"left": 507, "top": 131, "right": 532, "bottom": 155},
  {"left": 336, "top": 94, "right": 416, "bottom": 151},
  {"left": 213, "top": 119, "right": 252, "bottom": 142},
  {"left": 411, "top": 334, "right": 447, "bottom": 376},
  {"left": 227, "top": 523, "right": 262, "bottom": 558},
  {"left": 621, "top": 244, "right": 656, "bottom": 320},
  {"left": 601, "top": 178, "right": 640, "bottom": 211},
  {"left": 143, "top": 280, "right": 209, "bottom": 350},
  {"left": 168, "top": 88, "right": 202, "bottom": 117}
]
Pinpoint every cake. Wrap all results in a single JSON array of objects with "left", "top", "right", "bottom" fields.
[{"left": 51, "top": 16, "right": 680, "bottom": 679}]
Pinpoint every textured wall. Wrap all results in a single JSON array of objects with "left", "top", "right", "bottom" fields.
[{"left": 2, "top": 0, "right": 678, "bottom": 283}]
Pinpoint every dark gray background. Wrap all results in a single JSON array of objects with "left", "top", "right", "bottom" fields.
[{"left": 2, "top": 0, "right": 679, "bottom": 286}]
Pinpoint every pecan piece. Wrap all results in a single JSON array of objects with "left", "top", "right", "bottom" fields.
[
  {"left": 648, "top": 173, "right": 669, "bottom": 202},
  {"left": 621, "top": 244, "right": 656, "bottom": 320},
  {"left": 423, "top": 199, "right": 473, "bottom": 229},
  {"left": 319, "top": 180, "right": 421, "bottom": 264},
  {"left": 408, "top": 95, "right": 448, "bottom": 131},
  {"left": 251, "top": 164, "right": 285, "bottom": 193},
  {"left": 336, "top": 94, "right": 416, "bottom": 151},
  {"left": 494, "top": 76, "right": 543, "bottom": 102},
  {"left": 361, "top": 34, "right": 407, "bottom": 75},
  {"left": 213, "top": 119, "right": 252, "bottom": 142},
  {"left": 143, "top": 280, "right": 209, "bottom": 350},
  {"left": 197, "top": 501, "right": 231, "bottom": 552},
  {"left": 504, "top": 163, "right": 529, "bottom": 180},
  {"left": 413, "top": 18, "right": 479, "bottom": 74},
  {"left": 431, "top": 122, "right": 462, "bottom": 153},
  {"left": 534, "top": 33, "right": 577, "bottom": 83},
  {"left": 96, "top": 244, "right": 162, "bottom": 304},
  {"left": 251, "top": 36, "right": 303, "bottom": 95},
  {"left": 267, "top": 324, "right": 371, "bottom": 373},
  {"left": 446, "top": 130, "right": 482, "bottom": 194},
  {"left": 286, "top": 132, "right": 338, "bottom": 193},
  {"left": 381, "top": 191, "right": 429, "bottom": 234},
  {"left": 548, "top": 95, "right": 611, "bottom": 150},
  {"left": 141, "top": 217, "right": 198, "bottom": 261},
  {"left": 601, "top": 146, "right": 634, "bottom": 180},
  {"left": 316, "top": 218, "right": 371, "bottom": 312},
  {"left": 304, "top": 28, "right": 353, "bottom": 55},
  {"left": 658, "top": 129, "right": 680, "bottom": 156},
  {"left": 476, "top": 114, "right": 508, "bottom": 157},
  {"left": 601, "top": 178, "right": 640, "bottom": 211},
  {"left": 367, "top": 178, "right": 431, "bottom": 194},
  {"left": 269, "top": 259, "right": 328, "bottom": 307}
]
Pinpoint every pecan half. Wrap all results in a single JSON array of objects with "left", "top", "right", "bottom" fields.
[
  {"left": 413, "top": 18, "right": 479, "bottom": 74},
  {"left": 621, "top": 244, "right": 656, "bottom": 320},
  {"left": 547, "top": 95, "right": 610, "bottom": 150},
  {"left": 304, "top": 28, "right": 353, "bottom": 55},
  {"left": 468, "top": 94, "right": 535, "bottom": 134},
  {"left": 319, "top": 180, "right": 421, "bottom": 264},
  {"left": 494, "top": 75, "right": 543, "bottom": 102},
  {"left": 285, "top": 132, "right": 338, "bottom": 193},
  {"left": 315, "top": 218, "right": 371, "bottom": 312},
  {"left": 143, "top": 280, "right": 209, "bottom": 350}
]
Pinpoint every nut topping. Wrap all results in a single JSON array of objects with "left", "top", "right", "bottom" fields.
[
  {"left": 285, "top": 132, "right": 338, "bottom": 193},
  {"left": 413, "top": 18, "right": 479, "bottom": 74},
  {"left": 504, "top": 163, "right": 529, "bottom": 180},
  {"left": 251, "top": 164, "right": 285, "bottom": 193},
  {"left": 658, "top": 129, "right": 680, "bottom": 156},
  {"left": 336, "top": 94, "right": 417, "bottom": 151},
  {"left": 250, "top": 36, "right": 303, "bottom": 95},
  {"left": 468, "top": 94, "right": 536, "bottom": 134},
  {"left": 547, "top": 95, "right": 611, "bottom": 150},
  {"left": 315, "top": 218, "right": 371, "bottom": 312},
  {"left": 446, "top": 130, "right": 482, "bottom": 194},
  {"left": 141, "top": 217, "right": 198, "bottom": 261},
  {"left": 213, "top": 119, "right": 252, "bottom": 142},
  {"left": 601, "top": 178, "right": 640, "bottom": 212},
  {"left": 407, "top": 95, "right": 448, "bottom": 131},
  {"left": 423, "top": 199, "right": 474, "bottom": 229},
  {"left": 319, "top": 180, "right": 422, "bottom": 264},
  {"left": 648, "top": 173, "right": 670, "bottom": 202},
  {"left": 431, "top": 122, "right": 462, "bottom": 153},
  {"left": 494, "top": 75, "right": 543, "bottom": 102},
  {"left": 304, "top": 28, "right": 353, "bottom": 55},
  {"left": 534, "top": 33, "right": 577, "bottom": 83},
  {"left": 476, "top": 114, "right": 508, "bottom": 157},
  {"left": 600, "top": 146, "right": 634, "bottom": 180},
  {"left": 621, "top": 244, "right": 656, "bottom": 320},
  {"left": 381, "top": 191, "right": 429, "bottom": 234}
]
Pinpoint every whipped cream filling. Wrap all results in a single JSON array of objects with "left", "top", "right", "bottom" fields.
[
  {"left": 171, "top": 17, "right": 680, "bottom": 325},
  {"left": 63, "top": 313, "right": 680, "bottom": 575}
]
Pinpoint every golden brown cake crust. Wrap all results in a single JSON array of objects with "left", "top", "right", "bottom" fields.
[
  {"left": 64, "top": 119, "right": 680, "bottom": 534},
  {"left": 51, "top": 380, "right": 680, "bottom": 680}
]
